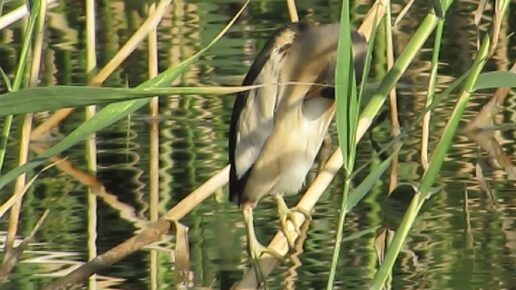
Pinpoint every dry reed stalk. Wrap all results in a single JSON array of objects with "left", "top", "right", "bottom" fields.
[
  {"left": 285, "top": 0, "right": 299, "bottom": 22},
  {"left": 421, "top": 107, "right": 431, "bottom": 168},
  {"left": 464, "top": 63, "right": 516, "bottom": 179},
  {"left": 0, "top": 0, "right": 57, "bottom": 29},
  {"left": 84, "top": 0, "right": 98, "bottom": 170},
  {"left": 393, "top": 0, "right": 415, "bottom": 27},
  {"left": 0, "top": 210, "right": 49, "bottom": 283},
  {"left": 84, "top": 1, "right": 98, "bottom": 289},
  {"left": 232, "top": 1, "right": 387, "bottom": 287},
  {"left": 385, "top": 6, "right": 400, "bottom": 191},
  {"left": 147, "top": 1, "right": 160, "bottom": 223},
  {"left": 2, "top": 1, "right": 47, "bottom": 278},
  {"left": 31, "top": 0, "right": 173, "bottom": 140},
  {"left": 40, "top": 165, "right": 229, "bottom": 289},
  {"left": 30, "top": 142, "right": 151, "bottom": 228},
  {"left": 147, "top": 3, "right": 162, "bottom": 288}
]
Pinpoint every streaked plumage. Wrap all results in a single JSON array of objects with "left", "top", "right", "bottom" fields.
[{"left": 228, "top": 21, "right": 367, "bottom": 279}]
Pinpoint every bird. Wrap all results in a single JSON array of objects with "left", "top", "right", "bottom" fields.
[{"left": 228, "top": 21, "right": 367, "bottom": 279}]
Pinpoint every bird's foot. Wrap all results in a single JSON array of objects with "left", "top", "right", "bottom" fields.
[
  {"left": 248, "top": 239, "right": 284, "bottom": 261},
  {"left": 276, "top": 201, "right": 312, "bottom": 249},
  {"left": 247, "top": 238, "right": 283, "bottom": 285}
]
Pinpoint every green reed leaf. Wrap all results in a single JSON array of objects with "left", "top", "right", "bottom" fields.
[
  {"left": 474, "top": 71, "right": 516, "bottom": 90},
  {"left": 0, "top": 84, "right": 259, "bottom": 116},
  {"left": 0, "top": 2, "right": 250, "bottom": 190}
]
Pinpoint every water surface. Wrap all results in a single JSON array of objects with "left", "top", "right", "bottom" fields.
[{"left": 0, "top": 0, "right": 515, "bottom": 289}]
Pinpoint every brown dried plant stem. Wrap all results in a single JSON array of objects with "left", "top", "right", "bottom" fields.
[
  {"left": 28, "top": 143, "right": 153, "bottom": 229},
  {"left": 31, "top": 0, "right": 173, "bottom": 140},
  {"left": 464, "top": 63, "right": 516, "bottom": 179},
  {"left": 84, "top": 0, "right": 98, "bottom": 289},
  {"left": 385, "top": 5, "right": 400, "bottom": 192},
  {"left": 40, "top": 1, "right": 385, "bottom": 288},
  {"left": 0, "top": 210, "right": 49, "bottom": 283},
  {"left": 40, "top": 165, "right": 230, "bottom": 290},
  {"left": 2, "top": 0, "right": 47, "bottom": 281},
  {"left": 375, "top": 4, "right": 399, "bottom": 277},
  {"left": 233, "top": 1, "right": 387, "bottom": 287},
  {"left": 147, "top": 2, "right": 161, "bottom": 289},
  {"left": 0, "top": 0, "right": 57, "bottom": 29},
  {"left": 285, "top": 0, "right": 299, "bottom": 22}
]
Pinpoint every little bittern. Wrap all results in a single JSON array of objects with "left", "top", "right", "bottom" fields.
[{"left": 228, "top": 21, "right": 367, "bottom": 278}]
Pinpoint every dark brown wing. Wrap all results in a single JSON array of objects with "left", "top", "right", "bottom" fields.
[{"left": 228, "top": 22, "right": 309, "bottom": 205}]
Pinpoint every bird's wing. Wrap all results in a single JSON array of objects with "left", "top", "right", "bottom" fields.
[{"left": 228, "top": 23, "right": 302, "bottom": 204}]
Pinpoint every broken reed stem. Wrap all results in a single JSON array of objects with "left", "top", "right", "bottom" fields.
[
  {"left": 0, "top": 210, "right": 49, "bottom": 283},
  {"left": 0, "top": 0, "right": 57, "bottom": 29},
  {"left": 41, "top": 165, "right": 229, "bottom": 290}
]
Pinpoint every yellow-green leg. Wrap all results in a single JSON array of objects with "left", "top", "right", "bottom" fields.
[
  {"left": 273, "top": 195, "right": 312, "bottom": 249},
  {"left": 242, "top": 205, "right": 283, "bottom": 285}
]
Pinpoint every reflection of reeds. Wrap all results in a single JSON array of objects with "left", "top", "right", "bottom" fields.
[
  {"left": 0, "top": 0, "right": 514, "bottom": 289},
  {"left": 0, "top": 0, "right": 47, "bottom": 282}
]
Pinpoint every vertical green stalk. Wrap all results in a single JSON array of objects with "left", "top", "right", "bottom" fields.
[
  {"left": 421, "top": 19, "right": 445, "bottom": 168},
  {"left": 85, "top": 0, "right": 98, "bottom": 169},
  {"left": 3, "top": 0, "right": 42, "bottom": 258},
  {"left": 327, "top": 1, "right": 357, "bottom": 288},
  {"left": 84, "top": 1, "right": 98, "bottom": 290},
  {"left": 370, "top": 33, "right": 491, "bottom": 290},
  {"left": 0, "top": 1, "right": 41, "bottom": 173},
  {"left": 356, "top": 0, "right": 453, "bottom": 136}
]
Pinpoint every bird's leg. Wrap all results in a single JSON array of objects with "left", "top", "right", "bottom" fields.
[
  {"left": 273, "top": 195, "right": 312, "bottom": 249},
  {"left": 242, "top": 205, "right": 283, "bottom": 285}
]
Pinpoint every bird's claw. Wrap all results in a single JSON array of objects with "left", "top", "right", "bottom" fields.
[
  {"left": 248, "top": 239, "right": 284, "bottom": 285},
  {"left": 278, "top": 206, "right": 312, "bottom": 249},
  {"left": 249, "top": 241, "right": 284, "bottom": 262}
]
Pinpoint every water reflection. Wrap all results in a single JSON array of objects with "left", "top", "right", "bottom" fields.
[{"left": 0, "top": 0, "right": 514, "bottom": 289}]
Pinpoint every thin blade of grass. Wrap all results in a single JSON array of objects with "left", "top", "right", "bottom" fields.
[
  {"left": 422, "top": 18, "right": 445, "bottom": 168},
  {"left": 474, "top": 71, "right": 516, "bottom": 90},
  {"left": 347, "top": 151, "right": 395, "bottom": 211},
  {"left": 0, "top": 0, "right": 41, "bottom": 173},
  {"left": 0, "top": 66, "right": 11, "bottom": 91},
  {"left": 370, "top": 32, "right": 491, "bottom": 290},
  {"left": 327, "top": 0, "right": 358, "bottom": 287},
  {"left": 357, "top": 0, "right": 454, "bottom": 138},
  {"left": 0, "top": 83, "right": 262, "bottom": 116},
  {"left": 430, "top": 0, "right": 445, "bottom": 18},
  {"left": 0, "top": 160, "right": 61, "bottom": 219}
]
